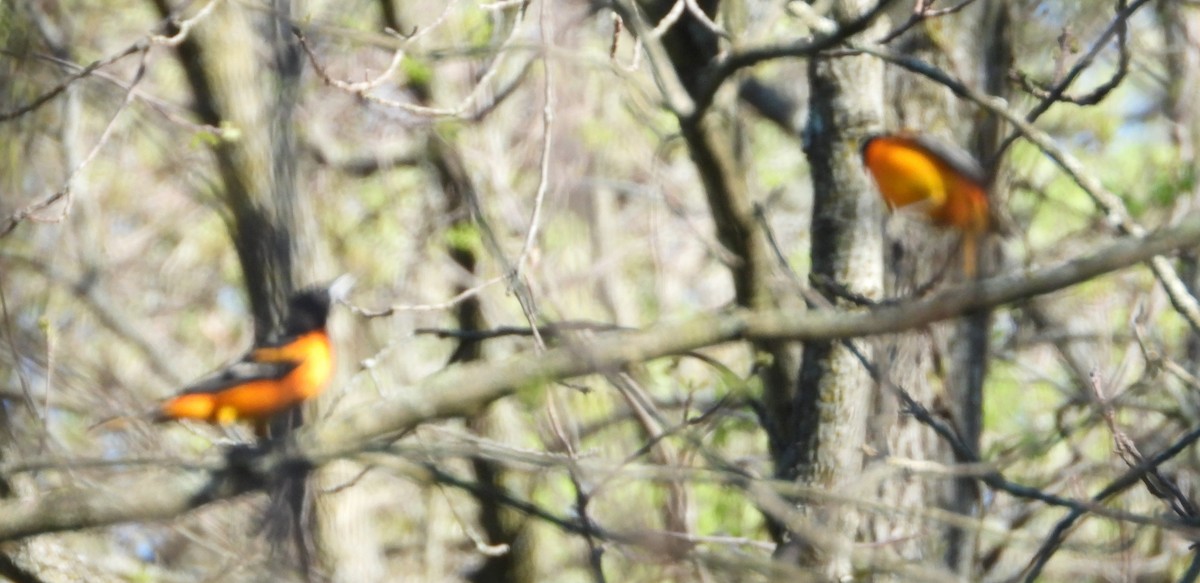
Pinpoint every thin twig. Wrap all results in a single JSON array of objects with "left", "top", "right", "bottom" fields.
[
  {"left": 691, "top": 0, "right": 897, "bottom": 118},
  {"left": 292, "top": 26, "right": 407, "bottom": 94},
  {"left": 347, "top": 276, "right": 505, "bottom": 317},
  {"left": 608, "top": 0, "right": 697, "bottom": 117},
  {"left": 2, "top": 48, "right": 225, "bottom": 135},
  {"left": 1, "top": 47, "right": 149, "bottom": 237},
  {"left": 294, "top": 0, "right": 538, "bottom": 121},
  {"left": 682, "top": 0, "right": 728, "bottom": 38},
  {"left": 0, "top": 44, "right": 143, "bottom": 122},
  {"left": 149, "top": 0, "right": 223, "bottom": 46},
  {"left": 0, "top": 285, "right": 37, "bottom": 417},
  {"left": 650, "top": 0, "right": 688, "bottom": 38},
  {"left": 998, "top": 0, "right": 1144, "bottom": 159},
  {"left": 877, "top": 0, "right": 980, "bottom": 44},
  {"left": 514, "top": 11, "right": 556, "bottom": 291},
  {"left": 1022, "top": 420, "right": 1200, "bottom": 581},
  {"left": 414, "top": 320, "right": 628, "bottom": 341}
]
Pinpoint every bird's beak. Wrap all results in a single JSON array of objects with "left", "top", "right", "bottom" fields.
[{"left": 327, "top": 274, "right": 356, "bottom": 304}]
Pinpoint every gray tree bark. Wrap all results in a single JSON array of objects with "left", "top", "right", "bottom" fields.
[
  {"left": 782, "top": 0, "right": 885, "bottom": 577},
  {"left": 866, "top": 1, "right": 1011, "bottom": 575},
  {"left": 151, "top": 0, "right": 324, "bottom": 578}
]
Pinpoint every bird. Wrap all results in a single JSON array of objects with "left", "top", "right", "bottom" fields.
[
  {"left": 861, "top": 133, "right": 990, "bottom": 277},
  {"left": 155, "top": 278, "right": 351, "bottom": 437}
]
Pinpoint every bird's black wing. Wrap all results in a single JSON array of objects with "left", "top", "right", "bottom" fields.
[
  {"left": 177, "top": 353, "right": 299, "bottom": 396},
  {"left": 910, "top": 134, "right": 987, "bottom": 186}
]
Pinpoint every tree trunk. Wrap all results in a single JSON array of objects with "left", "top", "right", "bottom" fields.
[
  {"left": 865, "top": 1, "right": 1011, "bottom": 575},
  {"left": 152, "top": 0, "right": 320, "bottom": 577},
  {"left": 781, "top": 1, "right": 885, "bottom": 577}
]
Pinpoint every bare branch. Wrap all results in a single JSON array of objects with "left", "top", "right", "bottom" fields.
[
  {"left": 308, "top": 209, "right": 1200, "bottom": 457},
  {"left": 606, "top": 0, "right": 697, "bottom": 117},
  {"left": 1, "top": 48, "right": 149, "bottom": 238},
  {"left": 690, "top": 0, "right": 897, "bottom": 118},
  {"left": 293, "top": 0, "right": 535, "bottom": 120},
  {"left": 1001, "top": 0, "right": 1145, "bottom": 153},
  {"left": 346, "top": 276, "right": 506, "bottom": 318},
  {"left": 148, "top": 0, "right": 224, "bottom": 47},
  {"left": 876, "top": 0, "right": 981, "bottom": 45},
  {"left": 0, "top": 43, "right": 144, "bottom": 123}
]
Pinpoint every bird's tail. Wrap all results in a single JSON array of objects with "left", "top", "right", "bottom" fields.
[
  {"left": 88, "top": 404, "right": 170, "bottom": 433},
  {"left": 961, "top": 232, "right": 979, "bottom": 279}
]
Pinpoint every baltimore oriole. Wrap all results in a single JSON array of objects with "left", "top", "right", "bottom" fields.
[
  {"left": 155, "top": 280, "right": 349, "bottom": 436},
  {"left": 861, "top": 133, "right": 990, "bottom": 276}
]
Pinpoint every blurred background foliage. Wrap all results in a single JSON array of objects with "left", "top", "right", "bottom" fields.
[{"left": 2, "top": 0, "right": 1200, "bottom": 581}]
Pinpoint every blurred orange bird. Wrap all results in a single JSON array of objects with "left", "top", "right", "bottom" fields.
[
  {"left": 861, "top": 133, "right": 990, "bottom": 277},
  {"left": 155, "top": 278, "right": 351, "bottom": 437}
]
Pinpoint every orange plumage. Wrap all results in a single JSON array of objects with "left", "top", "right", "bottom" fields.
[
  {"left": 861, "top": 133, "right": 989, "bottom": 276},
  {"left": 156, "top": 284, "right": 343, "bottom": 436}
]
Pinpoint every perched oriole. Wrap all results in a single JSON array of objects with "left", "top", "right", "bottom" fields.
[
  {"left": 861, "top": 133, "right": 990, "bottom": 276},
  {"left": 155, "top": 281, "right": 348, "bottom": 436}
]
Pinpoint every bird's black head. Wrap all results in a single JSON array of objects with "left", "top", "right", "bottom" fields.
[
  {"left": 860, "top": 133, "right": 884, "bottom": 160},
  {"left": 281, "top": 276, "right": 353, "bottom": 336},
  {"left": 283, "top": 287, "right": 333, "bottom": 335}
]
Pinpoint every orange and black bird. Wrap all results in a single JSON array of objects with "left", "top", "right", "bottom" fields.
[
  {"left": 155, "top": 280, "right": 349, "bottom": 437},
  {"left": 861, "top": 133, "right": 990, "bottom": 277}
]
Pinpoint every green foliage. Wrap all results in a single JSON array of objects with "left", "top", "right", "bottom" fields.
[
  {"left": 402, "top": 58, "right": 434, "bottom": 90},
  {"left": 694, "top": 483, "right": 764, "bottom": 537},
  {"left": 460, "top": 6, "right": 496, "bottom": 48},
  {"left": 190, "top": 127, "right": 224, "bottom": 148},
  {"left": 443, "top": 221, "right": 483, "bottom": 255},
  {"left": 983, "top": 358, "right": 1063, "bottom": 450}
]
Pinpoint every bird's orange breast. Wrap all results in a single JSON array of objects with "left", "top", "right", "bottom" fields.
[
  {"left": 862, "top": 135, "right": 988, "bottom": 234},
  {"left": 274, "top": 331, "right": 334, "bottom": 401},
  {"left": 160, "top": 330, "right": 333, "bottom": 425}
]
